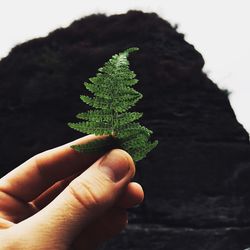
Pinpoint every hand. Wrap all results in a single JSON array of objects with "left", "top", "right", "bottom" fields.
[{"left": 0, "top": 135, "right": 144, "bottom": 250}]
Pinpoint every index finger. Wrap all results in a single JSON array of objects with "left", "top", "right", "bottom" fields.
[{"left": 0, "top": 135, "right": 106, "bottom": 202}]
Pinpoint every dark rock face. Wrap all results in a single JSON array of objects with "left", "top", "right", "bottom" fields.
[
  {"left": 1, "top": 11, "right": 250, "bottom": 249},
  {"left": 102, "top": 225, "right": 250, "bottom": 250}
]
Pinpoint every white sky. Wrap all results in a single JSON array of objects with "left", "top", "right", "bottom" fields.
[{"left": 0, "top": 0, "right": 249, "bottom": 134}]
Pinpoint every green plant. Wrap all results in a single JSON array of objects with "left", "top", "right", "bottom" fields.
[{"left": 68, "top": 47, "right": 158, "bottom": 162}]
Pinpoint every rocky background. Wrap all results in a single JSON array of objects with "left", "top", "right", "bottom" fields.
[{"left": 1, "top": 11, "right": 250, "bottom": 250}]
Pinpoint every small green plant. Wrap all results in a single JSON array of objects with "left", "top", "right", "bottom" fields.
[{"left": 68, "top": 47, "right": 158, "bottom": 162}]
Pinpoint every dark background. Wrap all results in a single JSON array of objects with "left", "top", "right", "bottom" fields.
[{"left": 1, "top": 11, "right": 250, "bottom": 249}]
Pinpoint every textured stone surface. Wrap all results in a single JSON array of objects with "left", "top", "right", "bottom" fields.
[
  {"left": 102, "top": 224, "right": 250, "bottom": 250},
  {"left": 0, "top": 10, "right": 250, "bottom": 249}
]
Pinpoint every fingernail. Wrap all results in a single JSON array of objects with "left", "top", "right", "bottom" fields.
[{"left": 99, "top": 150, "right": 130, "bottom": 182}]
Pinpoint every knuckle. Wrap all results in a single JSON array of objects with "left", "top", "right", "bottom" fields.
[
  {"left": 68, "top": 177, "right": 105, "bottom": 211},
  {"left": 31, "top": 155, "right": 48, "bottom": 181}
]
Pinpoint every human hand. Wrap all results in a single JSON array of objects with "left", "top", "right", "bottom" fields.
[{"left": 0, "top": 135, "right": 144, "bottom": 250}]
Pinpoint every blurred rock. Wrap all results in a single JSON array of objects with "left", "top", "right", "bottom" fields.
[
  {"left": 101, "top": 224, "right": 250, "bottom": 250},
  {"left": 0, "top": 10, "right": 250, "bottom": 249}
]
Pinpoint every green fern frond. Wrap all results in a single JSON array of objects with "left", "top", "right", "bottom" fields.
[
  {"left": 120, "top": 134, "right": 149, "bottom": 149},
  {"left": 80, "top": 95, "right": 110, "bottom": 109},
  {"left": 68, "top": 47, "right": 158, "bottom": 162},
  {"left": 84, "top": 82, "right": 108, "bottom": 97},
  {"left": 117, "top": 122, "right": 153, "bottom": 138},
  {"left": 127, "top": 140, "right": 158, "bottom": 162},
  {"left": 71, "top": 136, "right": 119, "bottom": 153},
  {"left": 115, "top": 112, "right": 143, "bottom": 127},
  {"left": 68, "top": 121, "right": 112, "bottom": 135},
  {"left": 76, "top": 110, "right": 113, "bottom": 122}
]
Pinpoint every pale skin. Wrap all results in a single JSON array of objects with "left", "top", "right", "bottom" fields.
[{"left": 0, "top": 135, "right": 144, "bottom": 250}]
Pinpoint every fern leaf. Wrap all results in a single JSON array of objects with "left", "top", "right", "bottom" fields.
[
  {"left": 115, "top": 112, "right": 143, "bottom": 127},
  {"left": 112, "top": 94, "right": 142, "bottom": 112},
  {"left": 71, "top": 136, "right": 119, "bottom": 153},
  {"left": 76, "top": 110, "right": 113, "bottom": 122},
  {"left": 84, "top": 82, "right": 112, "bottom": 99},
  {"left": 120, "top": 134, "right": 149, "bottom": 149},
  {"left": 123, "top": 78, "right": 139, "bottom": 86},
  {"left": 117, "top": 86, "right": 140, "bottom": 96},
  {"left": 117, "top": 122, "right": 153, "bottom": 138},
  {"left": 126, "top": 140, "right": 158, "bottom": 162},
  {"left": 68, "top": 121, "right": 112, "bottom": 135},
  {"left": 68, "top": 47, "right": 158, "bottom": 162},
  {"left": 80, "top": 95, "right": 110, "bottom": 109}
]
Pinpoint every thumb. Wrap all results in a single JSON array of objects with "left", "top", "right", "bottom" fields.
[{"left": 12, "top": 149, "right": 135, "bottom": 247}]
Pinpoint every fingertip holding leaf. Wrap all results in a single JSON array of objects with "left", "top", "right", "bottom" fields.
[{"left": 68, "top": 47, "right": 158, "bottom": 162}]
